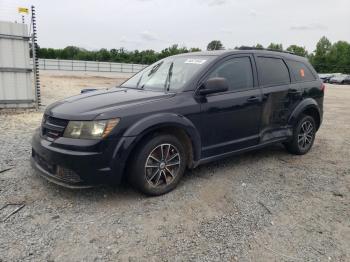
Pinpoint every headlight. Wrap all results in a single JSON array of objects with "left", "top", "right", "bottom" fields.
[{"left": 63, "top": 118, "right": 120, "bottom": 139}]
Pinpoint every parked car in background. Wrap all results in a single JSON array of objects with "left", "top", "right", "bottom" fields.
[
  {"left": 329, "top": 74, "right": 350, "bottom": 84},
  {"left": 318, "top": 73, "right": 334, "bottom": 83},
  {"left": 31, "top": 49, "right": 324, "bottom": 195}
]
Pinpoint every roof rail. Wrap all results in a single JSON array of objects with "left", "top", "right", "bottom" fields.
[{"left": 237, "top": 46, "right": 295, "bottom": 55}]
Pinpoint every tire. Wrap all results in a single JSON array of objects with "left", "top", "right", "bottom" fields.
[
  {"left": 128, "top": 134, "right": 187, "bottom": 196},
  {"left": 285, "top": 115, "right": 316, "bottom": 155}
]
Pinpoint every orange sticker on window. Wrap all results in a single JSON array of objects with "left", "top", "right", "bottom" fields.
[{"left": 300, "top": 69, "right": 305, "bottom": 77}]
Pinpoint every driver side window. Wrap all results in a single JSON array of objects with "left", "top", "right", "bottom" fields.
[{"left": 208, "top": 57, "right": 254, "bottom": 92}]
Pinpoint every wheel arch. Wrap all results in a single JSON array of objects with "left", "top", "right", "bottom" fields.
[
  {"left": 288, "top": 98, "right": 321, "bottom": 130},
  {"left": 117, "top": 113, "right": 201, "bottom": 175}
]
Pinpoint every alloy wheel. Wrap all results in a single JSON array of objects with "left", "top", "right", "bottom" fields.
[
  {"left": 298, "top": 120, "right": 314, "bottom": 150},
  {"left": 144, "top": 143, "right": 181, "bottom": 187}
]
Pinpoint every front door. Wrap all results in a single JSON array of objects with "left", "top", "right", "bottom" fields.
[{"left": 198, "top": 55, "right": 262, "bottom": 158}]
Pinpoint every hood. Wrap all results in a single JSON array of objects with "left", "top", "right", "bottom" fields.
[{"left": 46, "top": 87, "right": 175, "bottom": 120}]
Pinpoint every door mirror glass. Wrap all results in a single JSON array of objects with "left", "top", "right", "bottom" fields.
[{"left": 198, "top": 77, "right": 229, "bottom": 95}]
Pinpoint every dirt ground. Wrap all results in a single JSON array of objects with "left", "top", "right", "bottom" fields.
[{"left": 0, "top": 71, "right": 349, "bottom": 261}]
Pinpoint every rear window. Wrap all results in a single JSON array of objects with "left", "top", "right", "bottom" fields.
[
  {"left": 286, "top": 60, "right": 316, "bottom": 82},
  {"left": 256, "top": 57, "right": 290, "bottom": 86}
]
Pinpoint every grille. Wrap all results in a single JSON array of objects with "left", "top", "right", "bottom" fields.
[
  {"left": 42, "top": 115, "right": 69, "bottom": 139},
  {"left": 32, "top": 150, "right": 82, "bottom": 183},
  {"left": 57, "top": 167, "right": 82, "bottom": 183}
]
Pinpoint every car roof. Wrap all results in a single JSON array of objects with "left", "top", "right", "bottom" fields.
[{"left": 175, "top": 49, "right": 308, "bottom": 62}]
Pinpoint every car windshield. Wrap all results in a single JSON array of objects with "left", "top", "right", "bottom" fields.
[{"left": 121, "top": 56, "right": 214, "bottom": 92}]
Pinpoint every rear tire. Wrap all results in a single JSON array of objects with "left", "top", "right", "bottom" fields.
[
  {"left": 128, "top": 134, "right": 187, "bottom": 196},
  {"left": 285, "top": 115, "right": 316, "bottom": 155}
]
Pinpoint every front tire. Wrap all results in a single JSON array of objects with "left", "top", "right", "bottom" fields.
[
  {"left": 285, "top": 115, "right": 316, "bottom": 155},
  {"left": 129, "top": 134, "right": 187, "bottom": 196}
]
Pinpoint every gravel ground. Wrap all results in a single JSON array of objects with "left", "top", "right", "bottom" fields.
[{"left": 0, "top": 74, "right": 349, "bottom": 261}]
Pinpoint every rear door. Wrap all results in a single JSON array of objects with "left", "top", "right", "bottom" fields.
[
  {"left": 198, "top": 54, "right": 262, "bottom": 158},
  {"left": 285, "top": 59, "right": 323, "bottom": 112},
  {"left": 255, "top": 55, "right": 299, "bottom": 141}
]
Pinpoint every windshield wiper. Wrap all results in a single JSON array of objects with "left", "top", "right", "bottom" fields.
[
  {"left": 135, "top": 73, "right": 144, "bottom": 89},
  {"left": 137, "top": 62, "right": 163, "bottom": 89},
  {"left": 164, "top": 62, "right": 174, "bottom": 92}
]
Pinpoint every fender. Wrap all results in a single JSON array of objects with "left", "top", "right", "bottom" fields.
[
  {"left": 122, "top": 113, "right": 202, "bottom": 162},
  {"left": 288, "top": 98, "right": 321, "bottom": 127}
]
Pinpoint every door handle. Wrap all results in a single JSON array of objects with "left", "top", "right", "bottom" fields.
[{"left": 246, "top": 96, "right": 259, "bottom": 103}]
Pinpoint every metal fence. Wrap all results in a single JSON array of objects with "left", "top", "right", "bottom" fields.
[
  {"left": 0, "top": 21, "right": 35, "bottom": 108},
  {"left": 32, "top": 59, "right": 147, "bottom": 73}
]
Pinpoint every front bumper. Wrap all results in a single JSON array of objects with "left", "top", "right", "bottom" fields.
[
  {"left": 31, "top": 128, "right": 133, "bottom": 188},
  {"left": 30, "top": 157, "right": 95, "bottom": 188}
]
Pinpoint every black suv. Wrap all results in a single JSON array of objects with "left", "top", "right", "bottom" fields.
[{"left": 31, "top": 50, "right": 324, "bottom": 195}]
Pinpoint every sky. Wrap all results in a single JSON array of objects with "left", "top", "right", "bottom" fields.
[{"left": 0, "top": 0, "right": 349, "bottom": 52}]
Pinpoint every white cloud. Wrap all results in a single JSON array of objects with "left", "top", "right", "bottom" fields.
[
  {"left": 120, "top": 36, "right": 129, "bottom": 43},
  {"left": 220, "top": 28, "right": 233, "bottom": 34},
  {"left": 290, "top": 24, "right": 328, "bottom": 31},
  {"left": 208, "top": 0, "right": 227, "bottom": 6},
  {"left": 4, "top": 0, "right": 348, "bottom": 52},
  {"left": 249, "top": 9, "right": 257, "bottom": 17},
  {"left": 140, "top": 30, "right": 158, "bottom": 41},
  {"left": 120, "top": 36, "right": 140, "bottom": 44}
]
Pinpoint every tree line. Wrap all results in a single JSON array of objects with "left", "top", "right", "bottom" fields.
[
  {"left": 36, "top": 36, "right": 350, "bottom": 73},
  {"left": 37, "top": 45, "right": 201, "bottom": 65},
  {"left": 238, "top": 37, "right": 350, "bottom": 74}
]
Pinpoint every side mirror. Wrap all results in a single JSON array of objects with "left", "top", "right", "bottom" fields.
[{"left": 198, "top": 77, "right": 229, "bottom": 95}]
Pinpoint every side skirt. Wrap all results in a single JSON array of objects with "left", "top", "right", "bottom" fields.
[{"left": 194, "top": 137, "right": 287, "bottom": 167}]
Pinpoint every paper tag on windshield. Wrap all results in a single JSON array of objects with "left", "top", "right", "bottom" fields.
[{"left": 185, "top": 59, "right": 207, "bottom": 65}]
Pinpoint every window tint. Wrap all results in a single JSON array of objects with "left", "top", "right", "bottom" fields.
[
  {"left": 208, "top": 57, "right": 254, "bottom": 91},
  {"left": 256, "top": 57, "right": 290, "bottom": 86},
  {"left": 286, "top": 60, "right": 316, "bottom": 82}
]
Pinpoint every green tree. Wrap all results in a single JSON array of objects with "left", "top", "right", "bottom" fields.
[
  {"left": 254, "top": 43, "right": 264, "bottom": 49},
  {"left": 312, "top": 36, "right": 332, "bottom": 72},
  {"left": 61, "top": 46, "right": 81, "bottom": 59},
  {"left": 286, "top": 45, "right": 308, "bottom": 57},
  {"left": 46, "top": 48, "right": 58, "bottom": 59},
  {"left": 96, "top": 48, "right": 111, "bottom": 61},
  {"left": 327, "top": 41, "right": 350, "bottom": 73},
  {"left": 35, "top": 38, "right": 350, "bottom": 72},
  {"left": 189, "top": 47, "right": 201, "bottom": 52},
  {"left": 267, "top": 43, "right": 283, "bottom": 51},
  {"left": 140, "top": 49, "right": 157, "bottom": 64},
  {"left": 207, "top": 40, "right": 224, "bottom": 51}
]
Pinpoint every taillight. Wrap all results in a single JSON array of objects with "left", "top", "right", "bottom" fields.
[{"left": 321, "top": 83, "right": 326, "bottom": 92}]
